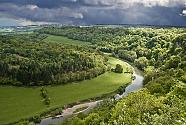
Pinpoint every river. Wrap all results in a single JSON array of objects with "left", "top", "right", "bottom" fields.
[
  {"left": 114, "top": 65, "right": 144, "bottom": 99},
  {"left": 39, "top": 60, "right": 144, "bottom": 125}
]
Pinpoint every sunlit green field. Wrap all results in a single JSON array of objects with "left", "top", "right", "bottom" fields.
[
  {"left": 43, "top": 35, "right": 91, "bottom": 46},
  {"left": 0, "top": 57, "right": 132, "bottom": 125}
]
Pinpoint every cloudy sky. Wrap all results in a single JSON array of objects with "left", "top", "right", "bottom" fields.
[{"left": 0, "top": 0, "right": 186, "bottom": 26}]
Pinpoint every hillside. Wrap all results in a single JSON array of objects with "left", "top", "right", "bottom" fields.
[{"left": 39, "top": 26, "right": 186, "bottom": 125}]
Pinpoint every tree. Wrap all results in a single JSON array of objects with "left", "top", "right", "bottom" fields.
[
  {"left": 109, "top": 89, "right": 181, "bottom": 125},
  {"left": 84, "top": 113, "right": 102, "bottom": 125},
  {"left": 165, "top": 55, "right": 181, "bottom": 69},
  {"left": 114, "top": 64, "right": 123, "bottom": 73},
  {"left": 134, "top": 57, "right": 148, "bottom": 70}
]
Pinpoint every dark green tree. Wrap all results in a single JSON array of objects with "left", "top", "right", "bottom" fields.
[{"left": 114, "top": 64, "right": 123, "bottom": 73}]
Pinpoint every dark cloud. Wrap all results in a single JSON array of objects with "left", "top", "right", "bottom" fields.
[
  {"left": 0, "top": 0, "right": 186, "bottom": 26},
  {"left": 0, "top": 0, "right": 80, "bottom": 8},
  {"left": 0, "top": 3, "right": 83, "bottom": 23},
  {"left": 82, "top": 5, "right": 186, "bottom": 25}
]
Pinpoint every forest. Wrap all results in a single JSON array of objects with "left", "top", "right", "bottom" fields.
[
  {"left": 0, "top": 33, "right": 107, "bottom": 86},
  {"left": 0, "top": 26, "right": 186, "bottom": 125},
  {"left": 39, "top": 26, "right": 186, "bottom": 125}
]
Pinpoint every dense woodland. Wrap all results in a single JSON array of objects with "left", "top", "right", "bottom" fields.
[
  {"left": 39, "top": 26, "right": 186, "bottom": 125},
  {"left": 0, "top": 34, "right": 107, "bottom": 86}
]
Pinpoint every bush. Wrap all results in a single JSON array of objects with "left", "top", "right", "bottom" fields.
[
  {"left": 146, "top": 76, "right": 176, "bottom": 95},
  {"left": 44, "top": 97, "right": 51, "bottom": 105},
  {"left": 114, "top": 64, "right": 123, "bottom": 73},
  {"left": 134, "top": 57, "right": 148, "bottom": 70},
  {"left": 180, "top": 75, "right": 186, "bottom": 83},
  {"left": 32, "top": 115, "right": 41, "bottom": 123},
  {"left": 15, "top": 120, "right": 29, "bottom": 125},
  {"left": 40, "top": 87, "right": 50, "bottom": 106}
]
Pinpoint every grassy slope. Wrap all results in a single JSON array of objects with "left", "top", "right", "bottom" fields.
[
  {"left": 43, "top": 35, "right": 91, "bottom": 46},
  {"left": 0, "top": 57, "right": 132, "bottom": 125}
]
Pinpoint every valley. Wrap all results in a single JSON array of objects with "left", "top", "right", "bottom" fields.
[{"left": 0, "top": 26, "right": 185, "bottom": 125}]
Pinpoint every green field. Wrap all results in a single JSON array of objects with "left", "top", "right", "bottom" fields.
[
  {"left": 43, "top": 35, "right": 91, "bottom": 46},
  {"left": 0, "top": 57, "right": 132, "bottom": 125}
]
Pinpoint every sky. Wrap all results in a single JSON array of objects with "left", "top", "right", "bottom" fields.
[{"left": 0, "top": 0, "right": 186, "bottom": 26}]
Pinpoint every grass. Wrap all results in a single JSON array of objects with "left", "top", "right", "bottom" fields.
[
  {"left": 43, "top": 35, "right": 91, "bottom": 46},
  {"left": 0, "top": 87, "right": 44, "bottom": 124},
  {"left": 0, "top": 57, "right": 132, "bottom": 125}
]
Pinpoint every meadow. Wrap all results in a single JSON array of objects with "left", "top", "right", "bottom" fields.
[{"left": 0, "top": 57, "right": 132, "bottom": 125}]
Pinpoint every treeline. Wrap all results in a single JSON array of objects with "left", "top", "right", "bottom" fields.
[
  {"left": 39, "top": 26, "right": 186, "bottom": 70},
  {"left": 41, "top": 26, "right": 186, "bottom": 125},
  {"left": 0, "top": 34, "right": 107, "bottom": 86}
]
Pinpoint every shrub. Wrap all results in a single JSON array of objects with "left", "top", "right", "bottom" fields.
[
  {"left": 114, "top": 64, "right": 123, "bottom": 73},
  {"left": 32, "top": 115, "right": 41, "bottom": 123}
]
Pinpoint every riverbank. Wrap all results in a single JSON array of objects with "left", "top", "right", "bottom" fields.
[
  {"left": 39, "top": 59, "right": 144, "bottom": 125},
  {"left": 0, "top": 57, "right": 132, "bottom": 125},
  {"left": 39, "top": 101, "right": 102, "bottom": 125}
]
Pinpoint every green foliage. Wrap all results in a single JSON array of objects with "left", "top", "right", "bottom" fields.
[
  {"left": 0, "top": 57, "right": 132, "bottom": 125},
  {"left": 47, "top": 26, "right": 186, "bottom": 125},
  {"left": 15, "top": 120, "right": 29, "bottom": 125},
  {"left": 1, "top": 26, "right": 186, "bottom": 125},
  {"left": 40, "top": 87, "right": 51, "bottom": 106},
  {"left": 144, "top": 66, "right": 155, "bottom": 74},
  {"left": 0, "top": 34, "right": 107, "bottom": 86},
  {"left": 110, "top": 89, "right": 164, "bottom": 125},
  {"left": 66, "top": 89, "right": 183, "bottom": 125},
  {"left": 134, "top": 57, "right": 148, "bottom": 70},
  {"left": 39, "top": 26, "right": 185, "bottom": 71},
  {"left": 117, "top": 50, "right": 137, "bottom": 62},
  {"left": 114, "top": 64, "right": 123, "bottom": 73},
  {"left": 165, "top": 55, "right": 181, "bottom": 69},
  {"left": 50, "top": 108, "right": 63, "bottom": 117},
  {"left": 146, "top": 76, "right": 176, "bottom": 95},
  {"left": 83, "top": 113, "right": 102, "bottom": 125},
  {"left": 43, "top": 35, "right": 91, "bottom": 46},
  {"left": 31, "top": 114, "right": 41, "bottom": 123},
  {"left": 180, "top": 74, "right": 186, "bottom": 82},
  {"left": 61, "top": 117, "right": 84, "bottom": 125},
  {"left": 171, "top": 33, "right": 186, "bottom": 52}
]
